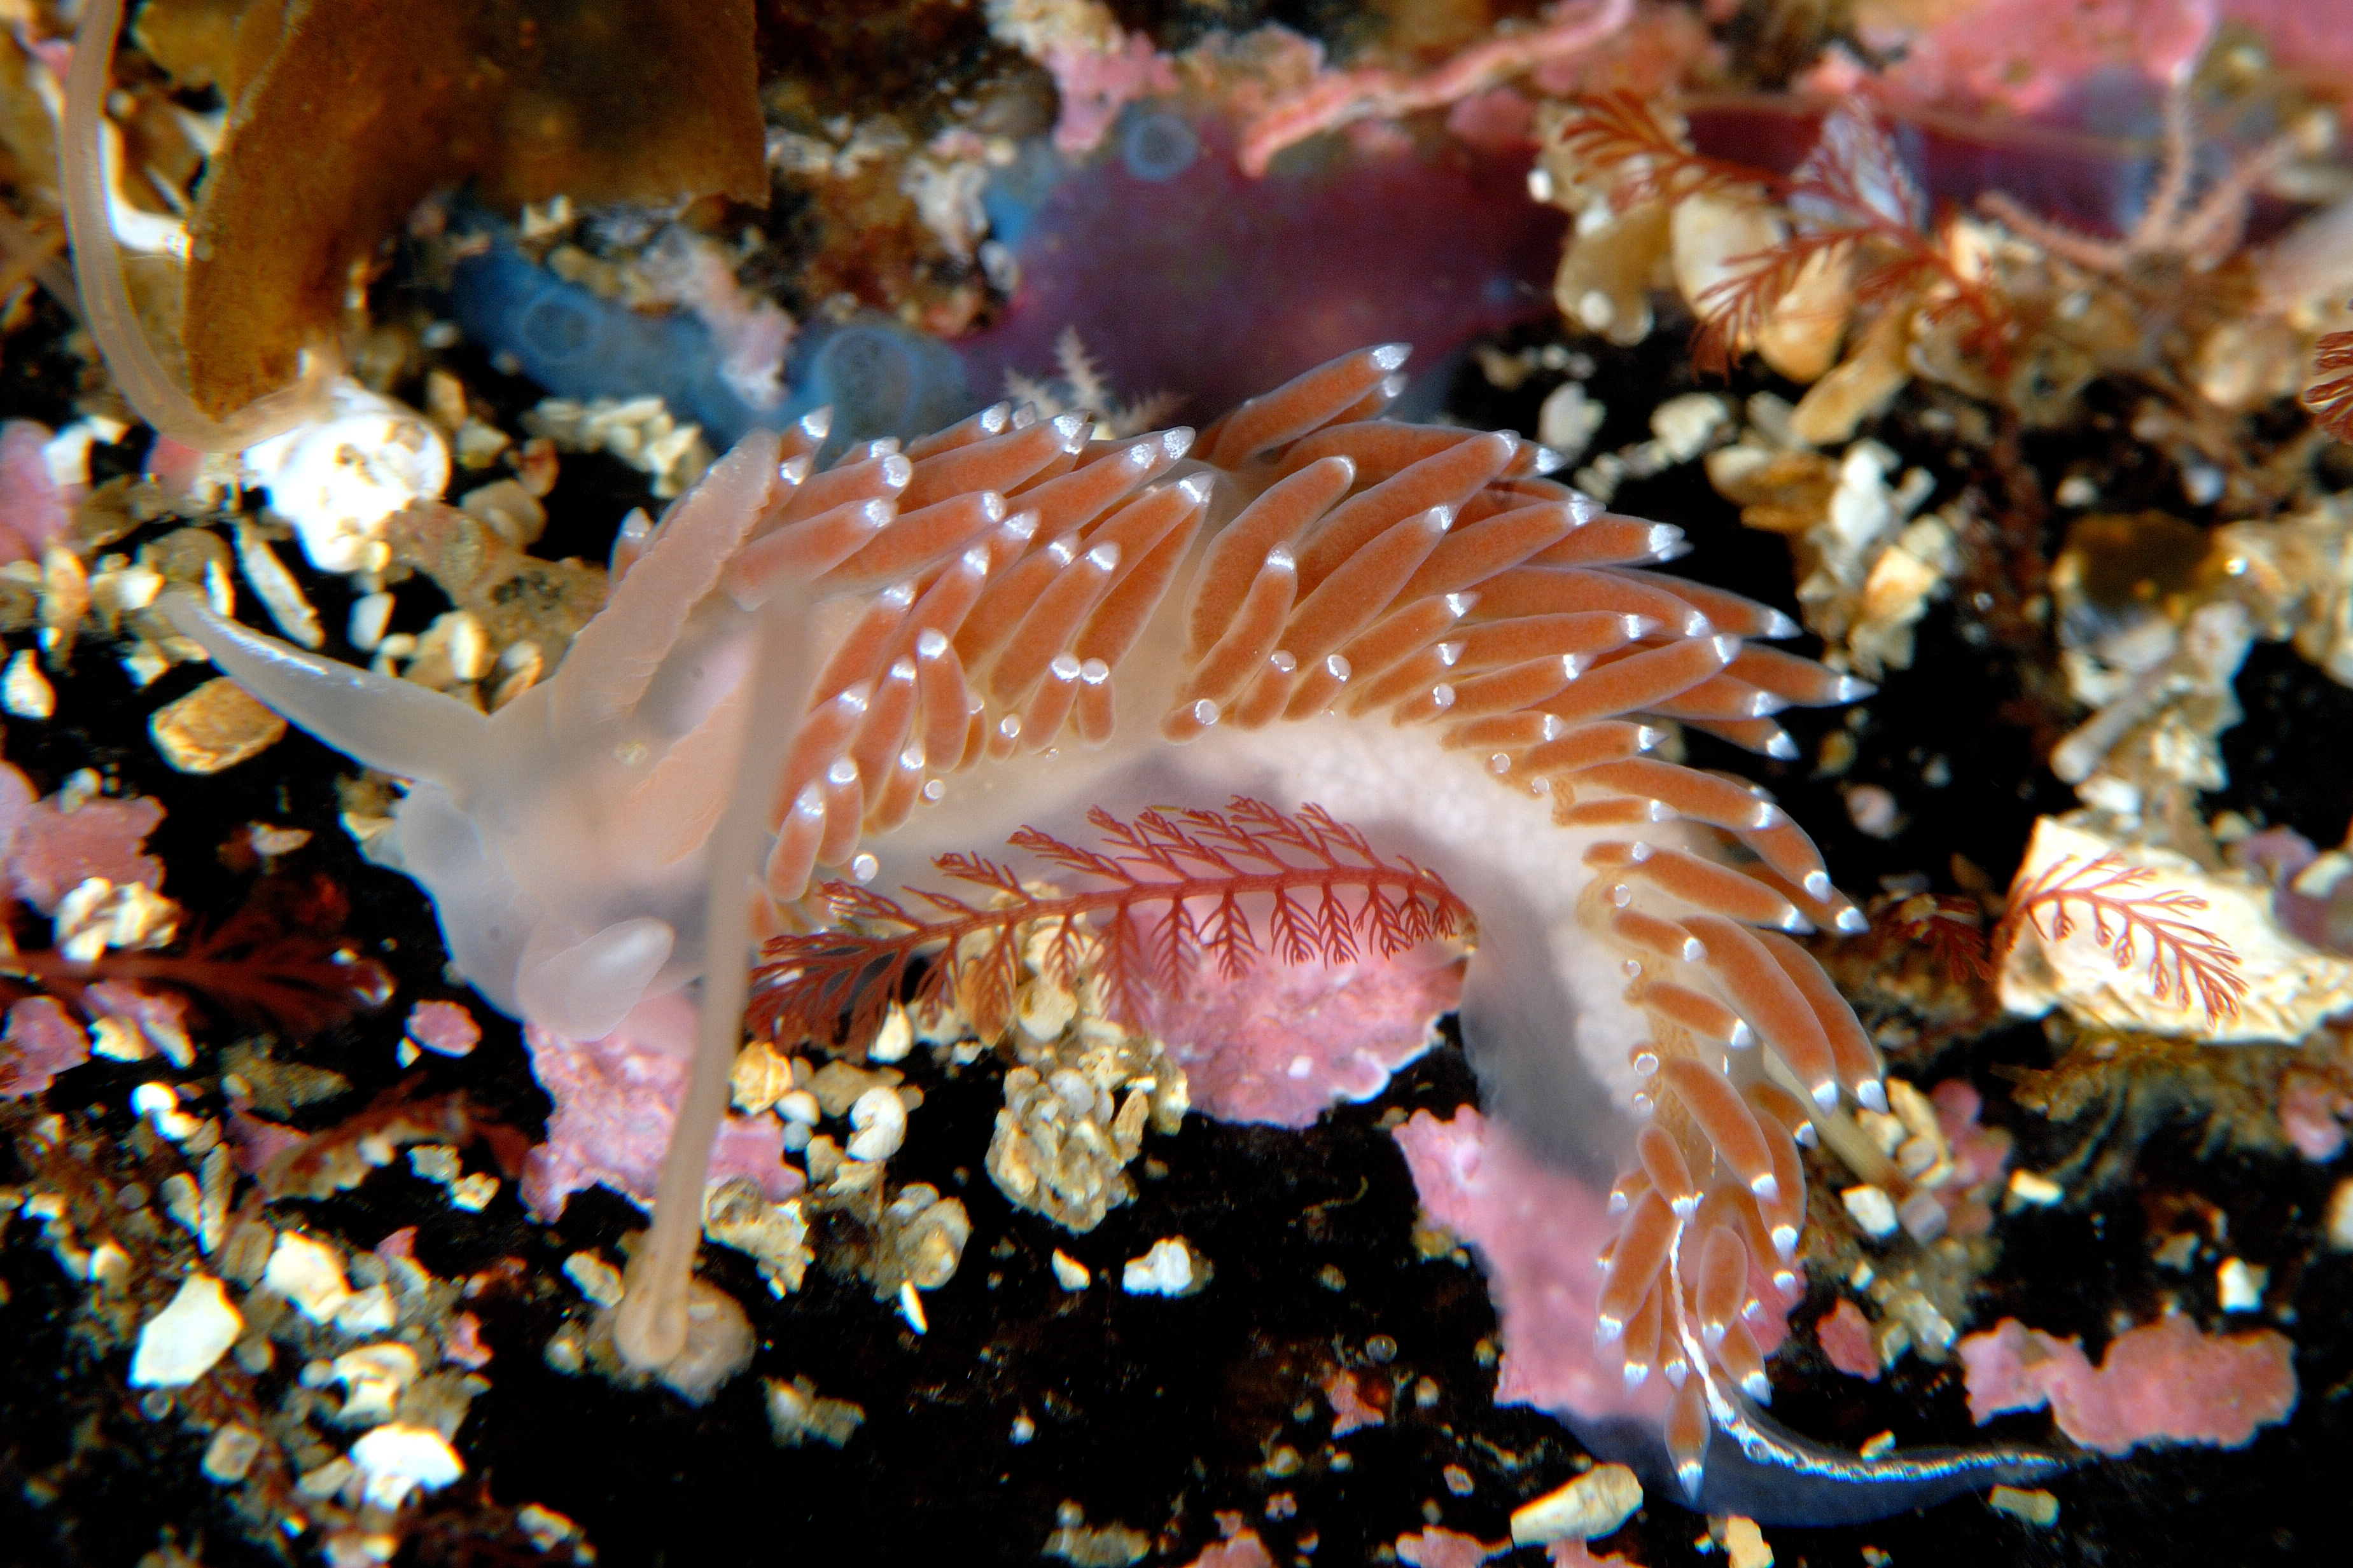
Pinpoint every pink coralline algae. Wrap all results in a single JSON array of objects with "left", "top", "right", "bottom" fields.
[
  {"left": 1959, "top": 1314, "right": 2298, "bottom": 1454},
  {"left": 1817, "top": 1296, "right": 1882, "bottom": 1382},
  {"left": 403, "top": 1000, "right": 482, "bottom": 1058},
  {"left": 1930, "top": 1078, "right": 2013, "bottom": 1237},
  {"left": 0, "top": 420, "right": 69, "bottom": 563},
  {"left": 520, "top": 992, "right": 804, "bottom": 1222},
  {"left": 1155, "top": 950, "right": 1463, "bottom": 1128},
  {"left": 1392, "top": 1106, "right": 1796, "bottom": 1430},
  {"left": 1323, "top": 1368, "right": 1387, "bottom": 1436},
  {"left": 1045, "top": 30, "right": 1180, "bottom": 156},
  {"left": 0, "top": 760, "right": 167, "bottom": 913},
  {"left": 0, "top": 996, "right": 88, "bottom": 1098},
  {"left": 2277, "top": 1069, "right": 2349, "bottom": 1162},
  {"left": 1181, "top": 1532, "right": 1275, "bottom": 1568},
  {"left": 1393, "top": 1527, "right": 1500, "bottom": 1568}
]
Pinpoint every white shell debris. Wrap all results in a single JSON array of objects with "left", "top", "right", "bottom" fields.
[
  {"left": 331, "top": 1342, "right": 421, "bottom": 1424},
  {"left": 562, "top": 1251, "right": 625, "bottom": 1308},
  {"left": 348, "top": 1422, "right": 464, "bottom": 1509},
  {"left": 845, "top": 1085, "right": 909, "bottom": 1162},
  {"left": 1841, "top": 1184, "right": 1901, "bottom": 1240},
  {"left": 2327, "top": 1179, "right": 2353, "bottom": 1251},
  {"left": 2216, "top": 1258, "right": 2268, "bottom": 1312},
  {"left": 263, "top": 1231, "right": 353, "bottom": 1323},
  {"left": 54, "top": 877, "right": 179, "bottom": 964},
  {"left": 241, "top": 380, "right": 450, "bottom": 576},
  {"left": 1998, "top": 815, "right": 2353, "bottom": 1043},
  {"left": 1509, "top": 1462, "right": 1643, "bottom": 1545},
  {"left": 202, "top": 1424, "right": 265, "bottom": 1484},
  {"left": 129, "top": 1273, "right": 243, "bottom": 1388},
  {"left": 2007, "top": 1170, "right": 2065, "bottom": 1207},
  {"left": 1050, "top": 1250, "right": 1091, "bottom": 1291},
  {"left": 2, "top": 649, "right": 53, "bottom": 719},
  {"left": 765, "top": 1375, "right": 867, "bottom": 1448},
  {"left": 869, "top": 1004, "right": 914, "bottom": 1062},
  {"left": 1121, "top": 1237, "right": 1208, "bottom": 1297},
  {"left": 232, "top": 523, "right": 323, "bottom": 649}
]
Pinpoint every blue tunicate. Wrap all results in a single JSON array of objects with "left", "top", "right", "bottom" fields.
[
  {"left": 1121, "top": 107, "right": 1199, "bottom": 182},
  {"left": 450, "top": 243, "right": 776, "bottom": 445},
  {"left": 449, "top": 240, "right": 972, "bottom": 454},
  {"left": 787, "top": 317, "right": 971, "bottom": 452}
]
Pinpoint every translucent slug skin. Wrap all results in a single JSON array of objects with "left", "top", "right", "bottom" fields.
[{"left": 162, "top": 350, "right": 2059, "bottom": 1518}]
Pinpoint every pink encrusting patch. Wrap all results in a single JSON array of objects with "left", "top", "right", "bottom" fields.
[
  {"left": 403, "top": 999, "right": 482, "bottom": 1058},
  {"left": 1392, "top": 1106, "right": 1798, "bottom": 1428},
  {"left": 1156, "top": 950, "right": 1463, "bottom": 1127},
  {"left": 520, "top": 992, "right": 804, "bottom": 1222},
  {"left": 0, "top": 761, "right": 167, "bottom": 913},
  {"left": 1929, "top": 1078, "right": 2013, "bottom": 1237},
  {"left": 1180, "top": 1531, "right": 1275, "bottom": 1568},
  {"left": 1323, "top": 1368, "right": 1386, "bottom": 1436},
  {"left": 1394, "top": 1528, "right": 1499, "bottom": 1568},
  {"left": 0, "top": 996, "right": 88, "bottom": 1097},
  {"left": 1817, "top": 1296, "right": 1882, "bottom": 1382},
  {"left": 0, "top": 420, "right": 69, "bottom": 563},
  {"left": 1958, "top": 1314, "right": 2298, "bottom": 1454},
  {"left": 2277, "top": 1069, "right": 2349, "bottom": 1162}
]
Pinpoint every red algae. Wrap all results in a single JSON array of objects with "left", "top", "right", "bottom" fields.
[
  {"left": 1157, "top": 948, "right": 1463, "bottom": 1128},
  {"left": 1819, "top": 1296, "right": 1883, "bottom": 1382},
  {"left": 1959, "top": 1314, "right": 2298, "bottom": 1454}
]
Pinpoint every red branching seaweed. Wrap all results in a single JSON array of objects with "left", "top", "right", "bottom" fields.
[
  {"left": 1550, "top": 95, "right": 2012, "bottom": 377},
  {"left": 1993, "top": 851, "right": 2247, "bottom": 1023},
  {"left": 751, "top": 797, "right": 1474, "bottom": 1049},
  {"left": 1, "top": 874, "right": 393, "bottom": 1037},
  {"left": 256, "top": 1075, "right": 531, "bottom": 1199},
  {"left": 2306, "top": 324, "right": 2353, "bottom": 443},
  {"left": 1890, "top": 892, "right": 1996, "bottom": 983}
]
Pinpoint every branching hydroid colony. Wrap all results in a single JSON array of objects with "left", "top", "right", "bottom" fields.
[{"left": 167, "top": 344, "right": 2057, "bottom": 1512}]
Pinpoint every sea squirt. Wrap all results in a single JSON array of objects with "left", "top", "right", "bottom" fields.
[{"left": 165, "top": 345, "right": 2064, "bottom": 1519}]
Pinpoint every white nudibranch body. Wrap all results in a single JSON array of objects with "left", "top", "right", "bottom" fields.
[{"left": 164, "top": 345, "right": 2058, "bottom": 1516}]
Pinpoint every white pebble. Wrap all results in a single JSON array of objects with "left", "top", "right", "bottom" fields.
[
  {"left": 1841, "top": 1184, "right": 1900, "bottom": 1240},
  {"left": 2329, "top": 1178, "right": 2353, "bottom": 1252},
  {"left": 846, "top": 1086, "right": 908, "bottom": 1162},
  {"left": 2216, "top": 1257, "right": 2267, "bottom": 1312},
  {"left": 1511, "top": 1463, "right": 1642, "bottom": 1545},
  {"left": 869, "top": 1004, "right": 913, "bottom": 1062},
  {"left": 348, "top": 592, "right": 396, "bottom": 653},
  {"left": 333, "top": 1282, "right": 399, "bottom": 1336},
  {"left": 1121, "top": 1237, "right": 1206, "bottom": 1297},
  {"left": 201, "top": 1424, "right": 264, "bottom": 1483},
  {"left": 2006, "top": 1170, "right": 2064, "bottom": 1207},
  {"left": 130, "top": 1273, "right": 242, "bottom": 1388},
  {"left": 3, "top": 649, "right": 53, "bottom": 719},
  {"left": 263, "top": 1232, "right": 351, "bottom": 1323},
  {"left": 1050, "top": 1251, "right": 1091, "bottom": 1291},
  {"left": 349, "top": 1422, "right": 464, "bottom": 1509},
  {"left": 330, "top": 1343, "right": 419, "bottom": 1424},
  {"left": 562, "top": 1251, "right": 624, "bottom": 1308}
]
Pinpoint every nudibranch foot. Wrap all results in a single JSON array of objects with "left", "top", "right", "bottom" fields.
[{"left": 1570, "top": 1406, "right": 2077, "bottom": 1527}]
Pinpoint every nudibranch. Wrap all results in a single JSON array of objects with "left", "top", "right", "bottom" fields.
[{"left": 165, "top": 344, "right": 2063, "bottom": 1518}]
